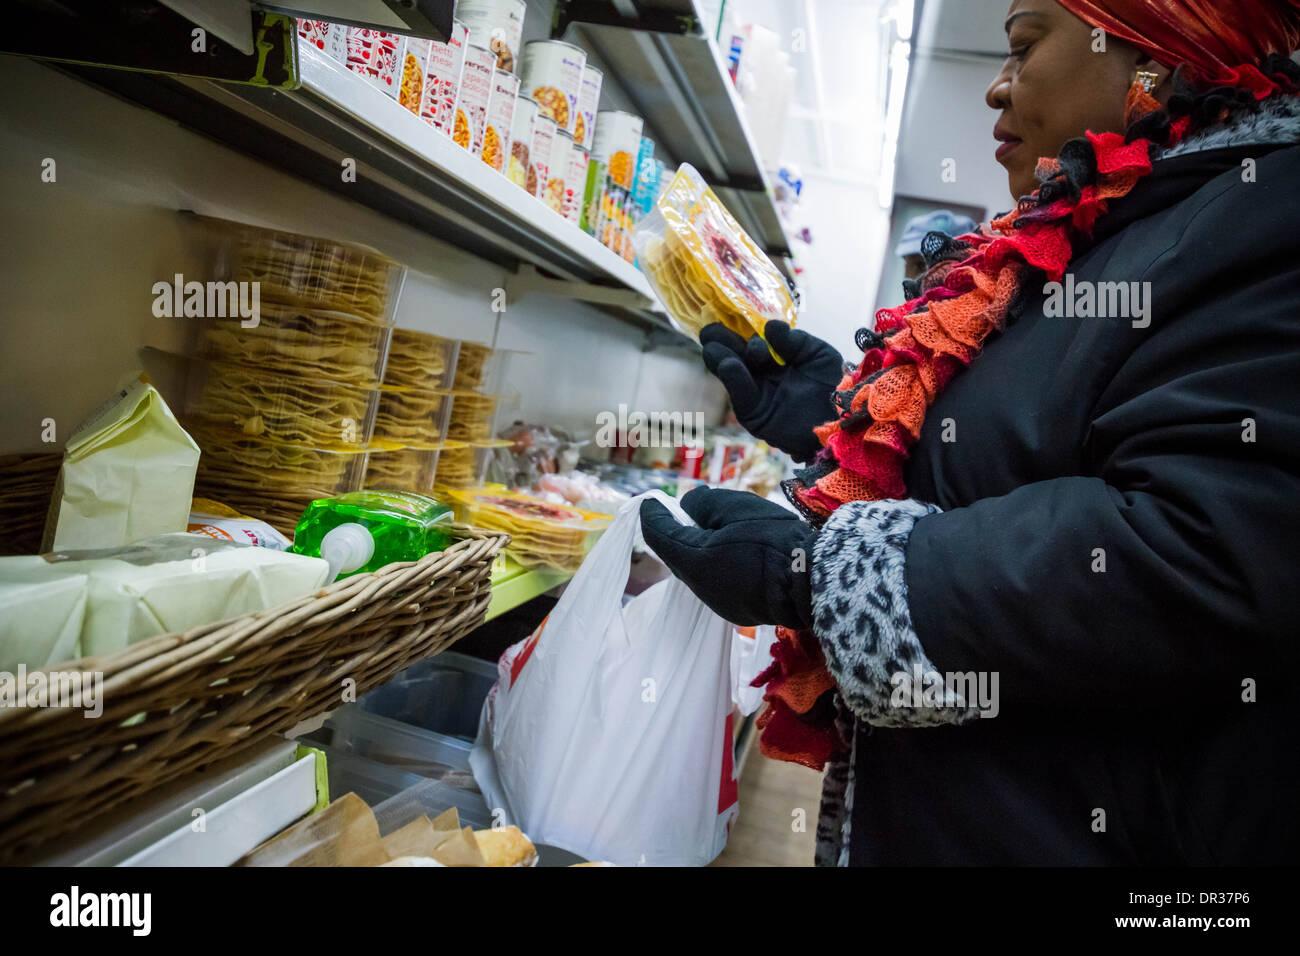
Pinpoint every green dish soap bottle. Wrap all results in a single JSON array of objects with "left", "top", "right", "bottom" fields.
[{"left": 290, "top": 491, "right": 455, "bottom": 581}]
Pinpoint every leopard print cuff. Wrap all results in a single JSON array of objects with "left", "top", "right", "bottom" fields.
[{"left": 810, "top": 499, "right": 982, "bottom": 729}]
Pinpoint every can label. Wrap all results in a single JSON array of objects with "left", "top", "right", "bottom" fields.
[
  {"left": 530, "top": 115, "right": 557, "bottom": 201},
  {"left": 399, "top": 38, "right": 431, "bottom": 114},
  {"left": 421, "top": 19, "right": 469, "bottom": 135},
  {"left": 591, "top": 111, "right": 645, "bottom": 190},
  {"left": 481, "top": 70, "right": 520, "bottom": 171},
  {"left": 455, "top": 44, "right": 496, "bottom": 153},
  {"left": 520, "top": 41, "right": 587, "bottom": 135},
  {"left": 457, "top": 0, "right": 527, "bottom": 74},
  {"left": 564, "top": 147, "right": 589, "bottom": 224},
  {"left": 346, "top": 28, "right": 406, "bottom": 98},
  {"left": 576, "top": 68, "right": 603, "bottom": 151},
  {"left": 631, "top": 136, "right": 657, "bottom": 212},
  {"left": 508, "top": 98, "right": 538, "bottom": 191},
  {"left": 545, "top": 132, "right": 573, "bottom": 214}
]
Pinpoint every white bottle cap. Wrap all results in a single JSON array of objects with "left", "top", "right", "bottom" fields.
[{"left": 319, "top": 522, "right": 376, "bottom": 582}]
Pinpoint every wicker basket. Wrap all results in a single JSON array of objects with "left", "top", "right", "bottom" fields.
[{"left": 0, "top": 525, "right": 508, "bottom": 863}]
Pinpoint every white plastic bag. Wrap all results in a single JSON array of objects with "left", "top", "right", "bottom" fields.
[{"left": 470, "top": 491, "right": 742, "bottom": 866}]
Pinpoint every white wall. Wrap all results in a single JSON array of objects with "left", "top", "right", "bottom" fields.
[{"left": 0, "top": 54, "right": 724, "bottom": 456}]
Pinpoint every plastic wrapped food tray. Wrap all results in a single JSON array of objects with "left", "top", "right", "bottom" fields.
[{"left": 439, "top": 486, "right": 610, "bottom": 572}]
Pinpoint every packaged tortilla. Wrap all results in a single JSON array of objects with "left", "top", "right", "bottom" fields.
[{"left": 634, "top": 163, "right": 796, "bottom": 352}]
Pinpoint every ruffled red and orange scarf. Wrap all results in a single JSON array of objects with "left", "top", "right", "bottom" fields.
[{"left": 755, "top": 62, "right": 1300, "bottom": 771}]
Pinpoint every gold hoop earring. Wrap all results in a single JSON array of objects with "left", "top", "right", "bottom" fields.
[{"left": 1135, "top": 69, "right": 1159, "bottom": 94}]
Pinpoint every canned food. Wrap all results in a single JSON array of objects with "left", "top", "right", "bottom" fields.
[
  {"left": 545, "top": 128, "right": 573, "bottom": 214},
  {"left": 457, "top": 0, "right": 527, "bottom": 74},
  {"left": 575, "top": 65, "right": 603, "bottom": 151},
  {"left": 520, "top": 40, "right": 587, "bottom": 135},
  {"left": 420, "top": 19, "right": 469, "bottom": 135},
  {"left": 530, "top": 113, "right": 558, "bottom": 201},
  {"left": 398, "top": 38, "right": 431, "bottom": 114},
  {"left": 508, "top": 96, "right": 539, "bottom": 191},
  {"left": 346, "top": 28, "right": 406, "bottom": 98},
  {"left": 564, "top": 144, "right": 589, "bottom": 224},
  {"left": 591, "top": 109, "right": 644, "bottom": 190},
  {"left": 481, "top": 69, "right": 520, "bottom": 172},
  {"left": 632, "top": 136, "right": 657, "bottom": 211},
  {"left": 454, "top": 43, "right": 496, "bottom": 153}
]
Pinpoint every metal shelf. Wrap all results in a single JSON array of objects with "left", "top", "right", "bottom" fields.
[
  {"left": 56, "top": 43, "right": 681, "bottom": 339},
  {"left": 558, "top": 0, "right": 797, "bottom": 282}
]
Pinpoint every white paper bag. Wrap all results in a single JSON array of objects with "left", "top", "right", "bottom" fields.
[{"left": 471, "top": 491, "right": 742, "bottom": 867}]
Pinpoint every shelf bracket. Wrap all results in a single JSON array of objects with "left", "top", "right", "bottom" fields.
[{"left": 505, "top": 264, "right": 657, "bottom": 311}]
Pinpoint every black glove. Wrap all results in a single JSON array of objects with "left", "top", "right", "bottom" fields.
[
  {"left": 700, "top": 320, "right": 844, "bottom": 463},
  {"left": 639, "top": 487, "right": 816, "bottom": 629}
]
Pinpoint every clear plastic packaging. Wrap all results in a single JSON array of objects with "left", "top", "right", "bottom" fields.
[
  {"left": 450, "top": 342, "right": 525, "bottom": 393},
  {"left": 195, "top": 304, "right": 393, "bottom": 387},
  {"left": 634, "top": 163, "right": 796, "bottom": 347},
  {"left": 363, "top": 445, "right": 448, "bottom": 494},
  {"left": 383, "top": 328, "right": 460, "bottom": 391},
  {"left": 290, "top": 490, "right": 456, "bottom": 579},
  {"left": 372, "top": 388, "right": 455, "bottom": 449},
  {"left": 438, "top": 486, "right": 610, "bottom": 572},
  {"left": 184, "top": 357, "right": 379, "bottom": 451}
]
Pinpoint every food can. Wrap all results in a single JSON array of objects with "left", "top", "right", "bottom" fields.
[
  {"left": 564, "top": 144, "right": 589, "bottom": 224},
  {"left": 346, "top": 28, "right": 407, "bottom": 98},
  {"left": 457, "top": 0, "right": 527, "bottom": 74},
  {"left": 544, "top": 128, "right": 573, "bottom": 214},
  {"left": 590, "top": 109, "right": 644, "bottom": 190},
  {"left": 296, "top": 19, "right": 345, "bottom": 63},
  {"left": 631, "top": 135, "right": 657, "bottom": 212},
  {"left": 520, "top": 40, "right": 587, "bottom": 136},
  {"left": 508, "top": 96, "right": 539, "bottom": 192},
  {"left": 480, "top": 69, "right": 520, "bottom": 172},
  {"left": 575, "top": 65, "right": 603, "bottom": 151},
  {"left": 420, "top": 18, "right": 469, "bottom": 135},
  {"left": 454, "top": 43, "right": 496, "bottom": 153},
  {"left": 530, "top": 113, "right": 558, "bottom": 201},
  {"left": 398, "top": 38, "right": 432, "bottom": 115}
]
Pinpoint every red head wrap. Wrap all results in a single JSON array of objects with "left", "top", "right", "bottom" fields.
[{"left": 1056, "top": 0, "right": 1300, "bottom": 96}]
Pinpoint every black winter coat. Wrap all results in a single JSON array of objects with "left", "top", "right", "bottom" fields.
[{"left": 849, "top": 134, "right": 1300, "bottom": 865}]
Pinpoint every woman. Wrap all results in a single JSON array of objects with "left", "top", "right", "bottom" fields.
[{"left": 641, "top": 0, "right": 1300, "bottom": 865}]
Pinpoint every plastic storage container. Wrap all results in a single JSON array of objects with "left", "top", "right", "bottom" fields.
[
  {"left": 634, "top": 162, "right": 797, "bottom": 348},
  {"left": 450, "top": 342, "right": 526, "bottom": 393},
  {"left": 439, "top": 486, "right": 610, "bottom": 572},
  {"left": 382, "top": 329, "right": 460, "bottom": 392},
  {"left": 446, "top": 391, "right": 506, "bottom": 443},
  {"left": 363, "top": 445, "right": 449, "bottom": 494},
  {"left": 184, "top": 357, "right": 380, "bottom": 451},
  {"left": 371, "top": 388, "right": 456, "bottom": 449},
  {"left": 195, "top": 303, "right": 393, "bottom": 387},
  {"left": 360, "top": 651, "right": 497, "bottom": 742}
]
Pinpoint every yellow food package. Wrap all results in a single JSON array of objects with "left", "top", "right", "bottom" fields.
[
  {"left": 45, "top": 374, "right": 201, "bottom": 552},
  {"left": 634, "top": 164, "right": 796, "bottom": 354}
]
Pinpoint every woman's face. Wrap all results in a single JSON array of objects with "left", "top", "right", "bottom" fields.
[{"left": 986, "top": 0, "right": 1148, "bottom": 200}]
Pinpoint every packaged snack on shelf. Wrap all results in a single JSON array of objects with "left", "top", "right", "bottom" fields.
[
  {"left": 184, "top": 357, "right": 379, "bottom": 450},
  {"left": 507, "top": 96, "right": 538, "bottom": 191},
  {"left": 447, "top": 391, "right": 505, "bottom": 443},
  {"left": 195, "top": 213, "right": 407, "bottom": 325},
  {"left": 591, "top": 110, "right": 643, "bottom": 191},
  {"left": 188, "top": 421, "right": 369, "bottom": 498},
  {"left": 372, "top": 388, "right": 455, "bottom": 449},
  {"left": 438, "top": 487, "right": 610, "bottom": 573},
  {"left": 196, "top": 304, "right": 393, "bottom": 387},
  {"left": 576, "top": 65, "right": 603, "bottom": 151},
  {"left": 564, "top": 144, "right": 589, "bottom": 225},
  {"left": 633, "top": 163, "right": 797, "bottom": 347},
  {"left": 291, "top": 490, "right": 455, "bottom": 580},
  {"left": 346, "top": 28, "right": 407, "bottom": 98},
  {"left": 480, "top": 69, "right": 519, "bottom": 172},
  {"left": 431, "top": 440, "right": 476, "bottom": 489},
  {"left": 296, "top": 19, "right": 346, "bottom": 64},
  {"left": 520, "top": 40, "right": 586, "bottom": 135},
  {"left": 453, "top": 43, "right": 495, "bottom": 152},
  {"left": 420, "top": 19, "right": 469, "bottom": 135},
  {"left": 457, "top": 0, "right": 526, "bottom": 74},
  {"left": 398, "top": 37, "right": 432, "bottom": 115},
  {"left": 383, "top": 328, "right": 459, "bottom": 392},
  {"left": 450, "top": 342, "right": 525, "bottom": 394},
  {"left": 363, "top": 445, "right": 449, "bottom": 494},
  {"left": 544, "top": 128, "right": 573, "bottom": 215},
  {"left": 187, "top": 502, "right": 292, "bottom": 550},
  {"left": 529, "top": 113, "right": 558, "bottom": 202},
  {"left": 632, "top": 136, "right": 659, "bottom": 215}
]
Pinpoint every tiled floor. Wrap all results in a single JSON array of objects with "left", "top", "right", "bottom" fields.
[{"left": 711, "top": 753, "right": 824, "bottom": 867}]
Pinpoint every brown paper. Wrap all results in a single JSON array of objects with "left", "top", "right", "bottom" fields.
[
  {"left": 236, "top": 793, "right": 389, "bottom": 867},
  {"left": 380, "top": 815, "right": 440, "bottom": 860}
]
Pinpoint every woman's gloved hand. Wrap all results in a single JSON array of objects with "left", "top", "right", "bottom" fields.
[
  {"left": 700, "top": 320, "right": 844, "bottom": 463},
  {"left": 639, "top": 486, "right": 816, "bottom": 629}
]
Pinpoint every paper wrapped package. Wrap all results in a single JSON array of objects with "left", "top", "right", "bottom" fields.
[
  {"left": 0, "top": 570, "right": 87, "bottom": 673},
  {"left": 0, "top": 534, "right": 330, "bottom": 664},
  {"left": 46, "top": 374, "right": 200, "bottom": 551}
]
